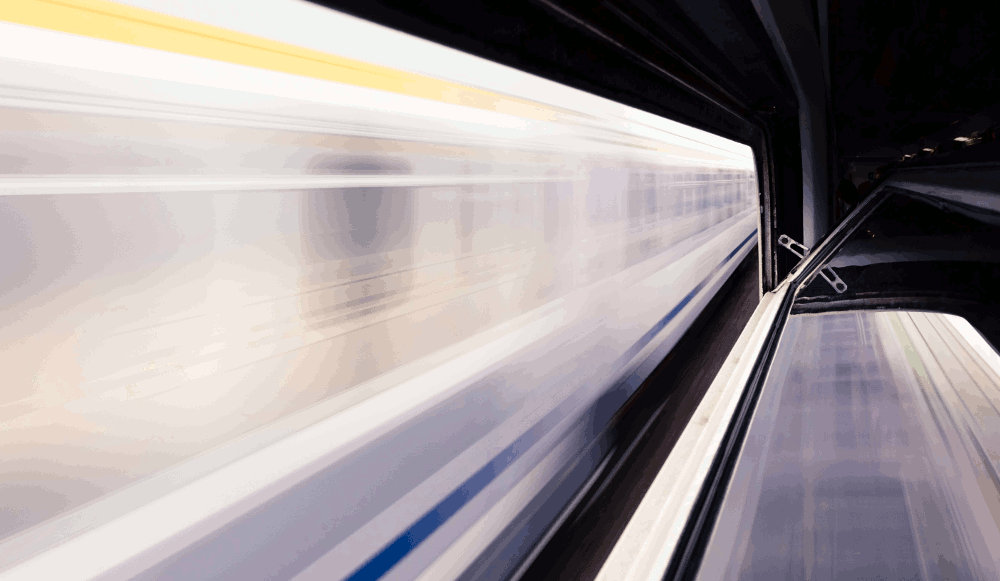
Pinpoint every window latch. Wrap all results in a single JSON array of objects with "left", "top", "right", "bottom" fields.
[{"left": 777, "top": 234, "right": 847, "bottom": 294}]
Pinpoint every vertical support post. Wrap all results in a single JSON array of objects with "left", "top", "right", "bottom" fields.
[{"left": 752, "top": 0, "right": 832, "bottom": 247}]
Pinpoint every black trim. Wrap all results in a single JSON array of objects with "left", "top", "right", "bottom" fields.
[
  {"left": 518, "top": 249, "right": 760, "bottom": 580},
  {"left": 663, "top": 184, "right": 894, "bottom": 579},
  {"left": 662, "top": 282, "right": 793, "bottom": 581}
]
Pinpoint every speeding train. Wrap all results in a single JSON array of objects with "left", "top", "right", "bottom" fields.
[{"left": 0, "top": 0, "right": 756, "bottom": 579}]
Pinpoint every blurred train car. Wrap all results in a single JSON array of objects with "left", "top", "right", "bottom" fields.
[{"left": 0, "top": 1, "right": 756, "bottom": 579}]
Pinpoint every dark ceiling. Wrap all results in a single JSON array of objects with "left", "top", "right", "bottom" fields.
[{"left": 831, "top": 0, "right": 1000, "bottom": 172}]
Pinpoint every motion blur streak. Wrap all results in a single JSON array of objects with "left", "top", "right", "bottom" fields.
[{"left": 0, "top": 1, "right": 756, "bottom": 579}]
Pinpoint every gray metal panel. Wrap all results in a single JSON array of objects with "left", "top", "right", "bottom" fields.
[{"left": 698, "top": 310, "right": 1000, "bottom": 580}]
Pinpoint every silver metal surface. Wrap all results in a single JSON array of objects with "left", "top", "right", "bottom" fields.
[
  {"left": 777, "top": 234, "right": 809, "bottom": 259},
  {"left": 598, "top": 281, "right": 790, "bottom": 581},
  {"left": 697, "top": 310, "right": 1000, "bottom": 580}
]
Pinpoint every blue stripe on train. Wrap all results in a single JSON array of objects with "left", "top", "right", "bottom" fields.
[{"left": 346, "top": 229, "right": 757, "bottom": 580}]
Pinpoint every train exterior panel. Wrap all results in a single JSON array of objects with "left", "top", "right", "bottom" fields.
[{"left": 0, "top": 1, "right": 756, "bottom": 578}]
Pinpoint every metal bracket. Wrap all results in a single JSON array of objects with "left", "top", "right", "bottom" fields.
[
  {"left": 777, "top": 234, "right": 808, "bottom": 259},
  {"left": 777, "top": 234, "right": 847, "bottom": 294}
]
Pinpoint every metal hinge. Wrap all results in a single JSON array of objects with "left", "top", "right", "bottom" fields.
[{"left": 777, "top": 234, "right": 847, "bottom": 294}]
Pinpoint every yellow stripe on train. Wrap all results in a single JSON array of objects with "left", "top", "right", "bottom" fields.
[{"left": 1, "top": 0, "right": 559, "bottom": 121}]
